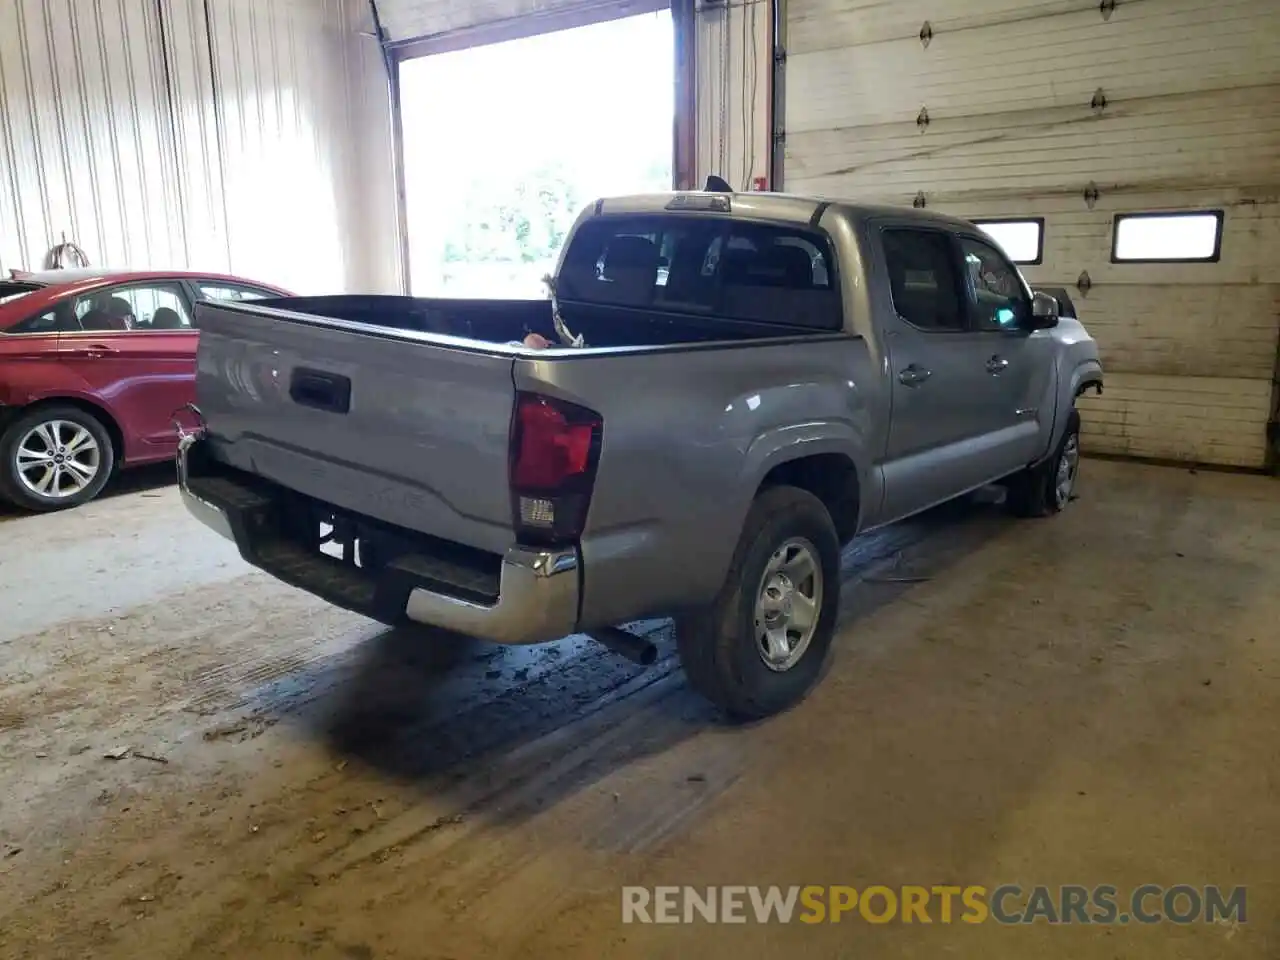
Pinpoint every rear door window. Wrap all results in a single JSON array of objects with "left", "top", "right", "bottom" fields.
[
  {"left": 881, "top": 229, "right": 967, "bottom": 331},
  {"left": 558, "top": 215, "right": 842, "bottom": 330}
]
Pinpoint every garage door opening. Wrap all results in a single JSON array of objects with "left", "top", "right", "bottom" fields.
[{"left": 400, "top": 11, "right": 674, "bottom": 299}]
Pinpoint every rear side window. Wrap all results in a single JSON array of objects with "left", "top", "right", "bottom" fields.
[
  {"left": 557, "top": 215, "right": 842, "bottom": 330},
  {"left": 881, "top": 229, "right": 966, "bottom": 331},
  {"left": 0, "top": 281, "right": 43, "bottom": 306},
  {"left": 5, "top": 306, "right": 78, "bottom": 335},
  {"left": 198, "top": 283, "right": 275, "bottom": 302}
]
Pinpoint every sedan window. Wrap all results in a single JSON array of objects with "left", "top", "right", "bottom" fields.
[
  {"left": 0, "top": 281, "right": 44, "bottom": 306},
  {"left": 198, "top": 283, "right": 274, "bottom": 302},
  {"left": 71, "top": 284, "right": 193, "bottom": 331},
  {"left": 4, "top": 306, "right": 77, "bottom": 335}
]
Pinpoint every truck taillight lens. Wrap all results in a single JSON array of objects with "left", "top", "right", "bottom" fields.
[{"left": 509, "top": 392, "right": 602, "bottom": 543}]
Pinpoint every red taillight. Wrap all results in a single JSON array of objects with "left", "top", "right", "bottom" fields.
[
  {"left": 509, "top": 392, "right": 602, "bottom": 543},
  {"left": 512, "top": 396, "right": 594, "bottom": 487}
]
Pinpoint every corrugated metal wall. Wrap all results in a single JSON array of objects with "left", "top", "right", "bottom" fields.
[
  {"left": 695, "top": 0, "right": 770, "bottom": 190},
  {"left": 0, "top": 0, "right": 401, "bottom": 293},
  {"left": 205, "top": 0, "right": 357, "bottom": 291},
  {"left": 782, "top": 0, "right": 1280, "bottom": 468},
  {"left": 0, "top": 0, "right": 772, "bottom": 293},
  {"left": 0, "top": 0, "right": 184, "bottom": 272}
]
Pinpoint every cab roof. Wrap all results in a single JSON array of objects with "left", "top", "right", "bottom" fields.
[{"left": 586, "top": 189, "right": 981, "bottom": 236}]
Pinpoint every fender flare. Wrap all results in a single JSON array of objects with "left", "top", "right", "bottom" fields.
[
  {"left": 1029, "top": 361, "right": 1101, "bottom": 467},
  {"left": 1070, "top": 360, "right": 1104, "bottom": 399},
  {"left": 735, "top": 423, "right": 871, "bottom": 529}
]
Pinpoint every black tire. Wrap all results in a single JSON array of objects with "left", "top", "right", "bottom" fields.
[
  {"left": 0, "top": 405, "right": 115, "bottom": 512},
  {"left": 675, "top": 486, "right": 841, "bottom": 720},
  {"left": 1007, "top": 408, "right": 1081, "bottom": 518}
]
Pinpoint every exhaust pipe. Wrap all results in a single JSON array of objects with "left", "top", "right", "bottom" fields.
[{"left": 590, "top": 627, "right": 658, "bottom": 666}]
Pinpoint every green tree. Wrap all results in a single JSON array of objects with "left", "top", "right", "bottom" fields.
[{"left": 443, "top": 161, "right": 583, "bottom": 265}]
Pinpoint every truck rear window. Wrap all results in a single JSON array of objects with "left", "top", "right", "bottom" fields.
[{"left": 557, "top": 215, "right": 842, "bottom": 330}]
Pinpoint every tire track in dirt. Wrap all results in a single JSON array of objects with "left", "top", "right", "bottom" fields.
[
  {"left": 119, "top": 507, "right": 1000, "bottom": 957},
  {"left": 0, "top": 487, "right": 1009, "bottom": 959}
]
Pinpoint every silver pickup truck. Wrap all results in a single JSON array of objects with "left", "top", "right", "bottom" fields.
[{"left": 178, "top": 190, "right": 1102, "bottom": 719}]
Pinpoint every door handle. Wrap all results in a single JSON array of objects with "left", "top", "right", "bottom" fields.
[
  {"left": 897, "top": 364, "right": 932, "bottom": 387},
  {"left": 83, "top": 344, "right": 117, "bottom": 359},
  {"left": 985, "top": 355, "right": 1010, "bottom": 375}
]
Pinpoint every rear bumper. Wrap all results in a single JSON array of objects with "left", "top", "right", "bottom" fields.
[
  {"left": 401, "top": 546, "right": 578, "bottom": 644},
  {"left": 177, "top": 439, "right": 579, "bottom": 645}
]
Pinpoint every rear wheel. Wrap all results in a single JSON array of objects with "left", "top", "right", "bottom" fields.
[
  {"left": 676, "top": 486, "right": 841, "bottom": 720},
  {"left": 0, "top": 406, "right": 115, "bottom": 511}
]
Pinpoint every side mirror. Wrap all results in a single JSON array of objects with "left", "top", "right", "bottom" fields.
[{"left": 1025, "top": 291, "right": 1060, "bottom": 330}]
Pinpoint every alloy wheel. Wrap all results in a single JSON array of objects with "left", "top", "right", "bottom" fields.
[{"left": 15, "top": 420, "right": 103, "bottom": 500}]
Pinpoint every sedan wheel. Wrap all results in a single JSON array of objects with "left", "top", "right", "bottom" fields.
[
  {"left": 0, "top": 406, "right": 115, "bottom": 511},
  {"left": 16, "top": 420, "right": 103, "bottom": 499}
]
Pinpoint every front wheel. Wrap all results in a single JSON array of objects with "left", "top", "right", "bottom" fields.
[
  {"left": 676, "top": 486, "right": 841, "bottom": 720},
  {"left": 0, "top": 406, "right": 115, "bottom": 511},
  {"left": 1007, "top": 409, "right": 1081, "bottom": 518}
]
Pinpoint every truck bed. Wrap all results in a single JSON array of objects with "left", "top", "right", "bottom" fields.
[
  {"left": 192, "top": 295, "right": 840, "bottom": 560},
  {"left": 253, "top": 294, "right": 827, "bottom": 349}
]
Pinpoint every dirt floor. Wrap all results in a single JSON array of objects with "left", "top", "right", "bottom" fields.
[{"left": 0, "top": 460, "right": 1276, "bottom": 959}]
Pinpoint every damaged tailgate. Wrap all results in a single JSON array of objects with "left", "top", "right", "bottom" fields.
[{"left": 191, "top": 300, "right": 519, "bottom": 555}]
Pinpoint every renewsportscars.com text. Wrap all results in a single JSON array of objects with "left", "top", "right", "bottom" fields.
[{"left": 621, "top": 884, "right": 1247, "bottom": 925}]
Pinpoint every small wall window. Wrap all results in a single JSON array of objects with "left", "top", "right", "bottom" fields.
[
  {"left": 971, "top": 219, "right": 1043, "bottom": 265},
  {"left": 1111, "top": 211, "right": 1223, "bottom": 263}
]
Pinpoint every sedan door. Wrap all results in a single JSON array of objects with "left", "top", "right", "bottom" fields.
[{"left": 56, "top": 282, "right": 199, "bottom": 464}]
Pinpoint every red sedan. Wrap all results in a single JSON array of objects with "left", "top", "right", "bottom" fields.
[{"left": 0, "top": 268, "right": 290, "bottom": 511}]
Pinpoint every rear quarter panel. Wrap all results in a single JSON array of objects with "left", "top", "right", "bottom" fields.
[
  {"left": 0, "top": 333, "right": 64, "bottom": 407},
  {"left": 0, "top": 332, "right": 132, "bottom": 453},
  {"left": 514, "top": 336, "right": 881, "bottom": 628}
]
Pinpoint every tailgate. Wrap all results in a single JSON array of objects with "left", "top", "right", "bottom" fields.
[{"left": 192, "top": 300, "right": 518, "bottom": 554}]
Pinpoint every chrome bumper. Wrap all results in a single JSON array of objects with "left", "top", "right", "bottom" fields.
[
  {"left": 177, "top": 432, "right": 237, "bottom": 542},
  {"left": 177, "top": 442, "right": 580, "bottom": 646},
  {"left": 180, "top": 481, "right": 236, "bottom": 542},
  {"left": 401, "top": 546, "right": 578, "bottom": 645}
]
